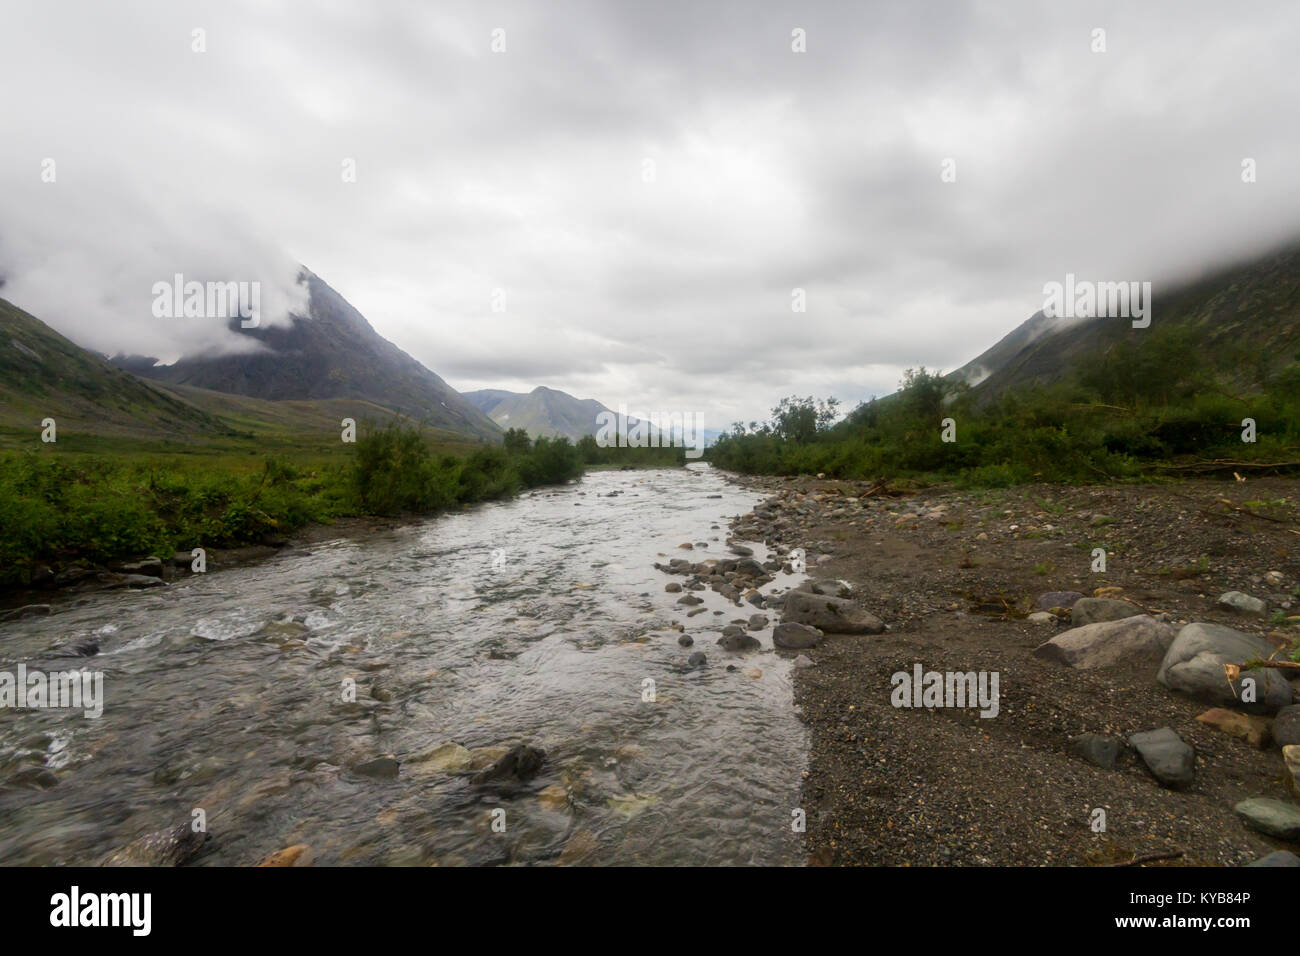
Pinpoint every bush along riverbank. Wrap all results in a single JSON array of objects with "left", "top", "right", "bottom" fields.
[
  {"left": 707, "top": 338, "right": 1300, "bottom": 485},
  {"left": 0, "top": 421, "right": 584, "bottom": 600},
  {"left": 714, "top": 473, "right": 1300, "bottom": 866}
]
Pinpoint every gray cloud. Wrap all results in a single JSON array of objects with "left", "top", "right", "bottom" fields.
[{"left": 2, "top": 0, "right": 1298, "bottom": 424}]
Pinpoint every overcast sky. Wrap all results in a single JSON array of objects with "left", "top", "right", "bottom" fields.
[{"left": 3, "top": 0, "right": 1299, "bottom": 428}]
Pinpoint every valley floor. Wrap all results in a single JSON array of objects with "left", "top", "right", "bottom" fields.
[{"left": 725, "top": 474, "right": 1300, "bottom": 866}]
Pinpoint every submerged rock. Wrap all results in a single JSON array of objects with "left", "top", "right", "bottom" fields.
[
  {"left": 103, "top": 823, "right": 209, "bottom": 867},
  {"left": 471, "top": 744, "right": 545, "bottom": 785}
]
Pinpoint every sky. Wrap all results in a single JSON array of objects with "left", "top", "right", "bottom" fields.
[{"left": 2, "top": 0, "right": 1299, "bottom": 430}]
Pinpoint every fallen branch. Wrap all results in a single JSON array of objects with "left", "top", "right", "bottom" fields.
[{"left": 1105, "top": 850, "right": 1185, "bottom": 868}]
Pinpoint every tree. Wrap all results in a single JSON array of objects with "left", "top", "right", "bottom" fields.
[{"left": 502, "top": 427, "right": 532, "bottom": 455}]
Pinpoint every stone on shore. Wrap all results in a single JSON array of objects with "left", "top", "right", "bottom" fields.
[
  {"left": 1233, "top": 798, "right": 1300, "bottom": 840},
  {"left": 781, "top": 590, "right": 883, "bottom": 634},
  {"left": 1195, "top": 708, "right": 1272, "bottom": 748},
  {"left": 1247, "top": 850, "right": 1300, "bottom": 867},
  {"left": 1217, "top": 590, "right": 1267, "bottom": 616},
  {"left": 1156, "top": 623, "right": 1294, "bottom": 713},
  {"left": 1070, "top": 597, "right": 1144, "bottom": 626},
  {"left": 1128, "top": 727, "right": 1195, "bottom": 789},
  {"left": 1271, "top": 705, "right": 1300, "bottom": 747},
  {"left": 1284, "top": 745, "right": 1300, "bottom": 798},
  {"left": 1036, "top": 591, "right": 1084, "bottom": 610},
  {"left": 1067, "top": 733, "right": 1122, "bottom": 770},
  {"left": 1032, "top": 615, "right": 1174, "bottom": 669}
]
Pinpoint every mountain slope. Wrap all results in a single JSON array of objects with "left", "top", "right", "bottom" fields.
[
  {"left": 119, "top": 271, "right": 501, "bottom": 442},
  {"left": 464, "top": 386, "right": 614, "bottom": 440},
  {"left": 0, "top": 297, "right": 229, "bottom": 440},
  {"left": 955, "top": 242, "right": 1300, "bottom": 401}
]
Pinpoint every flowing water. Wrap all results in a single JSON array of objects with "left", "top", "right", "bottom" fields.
[{"left": 0, "top": 464, "right": 808, "bottom": 866}]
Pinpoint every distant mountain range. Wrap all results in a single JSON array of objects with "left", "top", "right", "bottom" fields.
[
  {"left": 111, "top": 271, "right": 501, "bottom": 442},
  {"left": 464, "top": 386, "right": 615, "bottom": 440}
]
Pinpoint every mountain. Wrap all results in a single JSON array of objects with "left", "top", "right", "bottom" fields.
[
  {"left": 116, "top": 271, "right": 501, "bottom": 442},
  {"left": 464, "top": 385, "right": 614, "bottom": 440},
  {"left": 949, "top": 240, "right": 1300, "bottom": 401},
  {"left": 0, "top": 296, "right": 229, "bottom": 440}
]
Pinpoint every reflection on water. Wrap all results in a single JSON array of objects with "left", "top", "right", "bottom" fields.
[{"left": 0, "top": 464, "right": 807, "bottom": 865}]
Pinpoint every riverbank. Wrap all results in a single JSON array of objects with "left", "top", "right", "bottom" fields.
[{"left": 723, "top": 474, "right": 1300, "bottom": 866}]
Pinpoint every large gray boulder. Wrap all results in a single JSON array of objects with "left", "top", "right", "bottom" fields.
[
  {"left": 1032, "top": 615, "right": 1175, "bottom": 669},
  {"left": 1128, "top": 727, "right": 1195, "bottom": 789},
  {"left": 1070, "top": 597, "right": 1144, "bottom": 626},
  {"left": 1156, "top": 623, "right": 1294, "bottom": 714},
  {"left": 781, "top": 590, "right": 884, "bottom": 634},
  {"left": 1273, "top": 705, "right": 1300, "bottom": 748}
]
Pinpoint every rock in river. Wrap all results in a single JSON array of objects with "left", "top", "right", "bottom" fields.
[
  {"left": 1128, "top": 727, "right": 1195, "bottom": 789},
  {"left": 102, "top": 823, "right": 210, "bottom": 867},
  {"left": 471, "top": 744, "right": 545, "bottom": 785},
  {"left": 773, "top": 622, "right": 824, "bottom": 649}
]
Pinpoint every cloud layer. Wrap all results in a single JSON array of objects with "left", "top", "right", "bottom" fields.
[{"left": 3, "top": 0, "right": 1298, "bottom": 427}]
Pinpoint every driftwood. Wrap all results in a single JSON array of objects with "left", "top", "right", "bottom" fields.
[
  {"left": 1104, "top": 850, "right": 1185, "bottom": 868},
  {"left": 1156, "top": 458, "right": 1300, "bottom": 475}
]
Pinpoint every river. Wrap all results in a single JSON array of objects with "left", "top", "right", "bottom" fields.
[{"left": 0, "top": 464, "right": 808, "bottom": 866}]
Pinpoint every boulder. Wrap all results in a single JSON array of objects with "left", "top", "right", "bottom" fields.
[
  {"left": 687, "top": 652, "right": 707, "bottom": 668},
  {"left": 1156, "top": 623, "right": 1294, "bottom": 713},
  {"left": 1271, "top": 705, "right": 1300, "bottom": 748},
  {"left": 1195, "top": 708, "right": 1272, "bottom": 748},
  {"left": 773, "top": 622, "right": 824, "bottom": 649},
  {"left": 1032, "top": 615, "right": 1175, "bottom": 669},
  {"left": 1233, "top": 798, "right": 1300, "bottom": 840},
  {"left": 1036, "top": 591, "right": 1085, "bottom": 610},
  {"left": 1285, "top": 745, "right": 1300, "bottom": 799},
  {"left": 1070, "top": 597, "right": 1144, "bottom": 626},
  {"left": 1128, "top": 727, "right": 1195, "bottom": 789},
  {"left": 782, "top": 590, "right": 883, "bottom": 634}
]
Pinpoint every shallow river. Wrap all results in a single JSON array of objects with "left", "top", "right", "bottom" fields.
[{"left": 0, "top": 464, "right": 808, "bottom": 866}]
